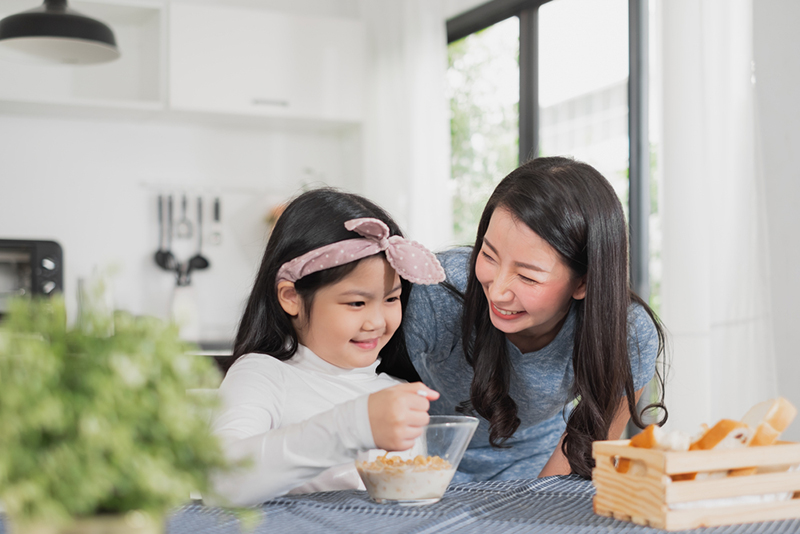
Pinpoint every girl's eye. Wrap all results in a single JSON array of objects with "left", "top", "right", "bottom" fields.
[
  {"left": 347, "top": 301, "right": 365, "bottom": 308},
  {"left": 386, "top": 296, "right": 400, "bottom": 303}
]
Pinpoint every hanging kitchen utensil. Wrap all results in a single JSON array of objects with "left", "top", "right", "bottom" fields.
[
  {"left": 187, "top": 197, "right": 210, "bottom": 275},
  {"left": 154, "top": 195, "right": 176, "bottom": 271},
  {"left": 176, "top": 193, "right": 193, "bottom": 239},
  {"left": 208, "top": 196, "right": 222, "bottom": 246},
  {"left": 174, "top": 261, "right": 190, "bottom": 287}
]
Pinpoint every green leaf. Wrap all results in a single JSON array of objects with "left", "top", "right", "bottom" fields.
[{"left": 0, "top": 296, "right": 233, "bottom": 523}]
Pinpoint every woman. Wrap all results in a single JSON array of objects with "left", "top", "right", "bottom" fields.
[{"left": 404, "top": 156, "right": 666, "bottom": 480}]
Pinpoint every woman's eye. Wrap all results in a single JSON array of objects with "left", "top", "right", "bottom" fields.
[
  {"left": 519, "top": 275, "right": 537, "bottom": 284},
  {"left": 480, "top": 250, "right": 495, "bottom": 263}
]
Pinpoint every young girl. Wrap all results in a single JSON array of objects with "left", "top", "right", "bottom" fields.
[
  {"left": 211, "top": 188, "right": 445, "bottom": 507},
  {"left": 404, "top": 156, "right": 667, "bottom": 481}
]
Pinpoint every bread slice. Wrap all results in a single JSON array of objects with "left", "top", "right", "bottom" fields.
[
  {"left": 742, "top": 397, "right": 797, "bottom": 445},
  {"left": 689, "top": 419, "right": 751, "bottom": 451},
  {"left": 616, "top": 425, "right": 690, "bottom": 474},
  {"left": 730, "top": 397, "right": 797, "bottom": 476},
  {"left": 670, "top": 420, "right": 752, "bottom": 481}
]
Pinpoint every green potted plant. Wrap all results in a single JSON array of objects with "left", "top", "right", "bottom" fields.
[{"left": 0, "top": 296, "right": 230, "bottom": 534}]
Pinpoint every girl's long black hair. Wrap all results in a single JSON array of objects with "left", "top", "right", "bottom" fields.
[
  {"left": 459, "top": 156, "right": 666, "bottom": 478},
  {"left": 220, "top": 187, "right": 421, "bottom": 383}
]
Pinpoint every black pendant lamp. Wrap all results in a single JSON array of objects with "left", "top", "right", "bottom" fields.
[{"left": 0, "top": 0, "right": 120, "bottom": 64}]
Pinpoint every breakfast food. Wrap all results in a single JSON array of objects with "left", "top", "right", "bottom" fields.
[
  {"left": 356, "top": 454, "right": 456, "bottom": 502},
  {"left": 616, "top": 423, "right": 691, "bottom": 474},
  {"left": 671, "top": 419, "right": 754, "bottom": 481},
  {"left": 730, "top": 397, "right": 798, "bottom": 476},
  {"left": 616, "top": 397, "right": 796, "bottom": 481}
]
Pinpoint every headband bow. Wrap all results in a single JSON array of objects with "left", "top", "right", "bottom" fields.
[{"left": 276, "top": 218, "right": 445, "bottom": 286}]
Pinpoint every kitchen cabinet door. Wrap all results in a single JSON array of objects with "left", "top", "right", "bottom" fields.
[{"left": 169, "top": 4, "right": 365, "bottom": 123}]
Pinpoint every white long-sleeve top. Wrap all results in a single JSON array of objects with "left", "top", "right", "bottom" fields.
[{"left": 209, "top": 345, "right": 402, "bottom": 506}]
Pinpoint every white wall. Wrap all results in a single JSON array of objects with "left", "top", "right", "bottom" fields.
[
  {"left": 0, "top": 113, "right": 359, "bottom": 341},
  {"left": 753, "top": 0, "right": 800, "bottom": 441},
  {"left": 0, "top": 0, "right": 374, "bottom": 342}
]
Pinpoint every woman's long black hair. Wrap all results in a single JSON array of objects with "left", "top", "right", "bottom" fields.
[
  {"left": 459, "top": 156, "right": 666, "bottom": 478},
  {"left": 220, "top": 188, "right": 421, "bottom": 383}
]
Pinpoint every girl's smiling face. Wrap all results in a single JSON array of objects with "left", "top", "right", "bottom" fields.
[
  {"left": 475, "top": 208, "right": 586, "bottom": 353},
  {"left": 290, "top": 256, "right": 402, "bottom": 369}
]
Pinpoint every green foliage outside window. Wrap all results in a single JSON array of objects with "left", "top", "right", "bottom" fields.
[{"left": 448, "top": 20, "right": 520, "bottom": 246}]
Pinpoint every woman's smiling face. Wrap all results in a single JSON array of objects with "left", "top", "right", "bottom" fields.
[{"left": 474, "top": 208, "right": 586, "bottom": 353}]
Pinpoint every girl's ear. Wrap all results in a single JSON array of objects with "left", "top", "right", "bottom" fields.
[
  {"left": 572, "top": 276, "right": 587, "bottom": 301},
  {"left": 277, "top": 281, "right": 301, "bottom": 316}
]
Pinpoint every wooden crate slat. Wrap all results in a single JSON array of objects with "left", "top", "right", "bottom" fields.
[
  {"left": 663, "top": 442, "right": 800, "bottom": 474},
  {"left": 666, "top": 471, "right": 800, "bottom": 503},
  {"left": 664, "top": 497, "right": 800, "bottom": 531},
  {"left": 592, "top": 439, "right": 667, "bottom": 470}
]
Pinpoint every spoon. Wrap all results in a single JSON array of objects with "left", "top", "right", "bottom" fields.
[
  {"left": 154, "top": 195, "right": 176, "bottom": 271},
  {"left": 207, "top": 197, "right": 222, "bottom": 245},
  {"left": 176, "top": 194, "right": 193, "bottom": 239},
  {"left": 186, "top": 197, "right": 210, "bottom": 279}
]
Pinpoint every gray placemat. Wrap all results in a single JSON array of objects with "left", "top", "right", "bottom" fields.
[{"left": 4, "top": 476, "right": 800, "bottom": 533}]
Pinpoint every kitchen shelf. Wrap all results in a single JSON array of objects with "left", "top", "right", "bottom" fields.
[
  {"left": 0, "top": 0, "right": 165, "bottom": 108},
  {"left": 0, "top": 1, "right": 366, "bottom": 132}
]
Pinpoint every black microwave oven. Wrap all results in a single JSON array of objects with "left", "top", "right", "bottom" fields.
[{"left": 0, "top": 239, "right": 63, "bottom": 318}]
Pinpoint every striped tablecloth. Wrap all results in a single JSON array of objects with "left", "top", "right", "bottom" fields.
[{"left": 4, "top": 476, "right": 800, "bottom": 533}]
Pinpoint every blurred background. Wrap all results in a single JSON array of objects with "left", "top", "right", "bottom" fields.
[{"left": 1, "top": 0, "right": 797, "bottom": 439}]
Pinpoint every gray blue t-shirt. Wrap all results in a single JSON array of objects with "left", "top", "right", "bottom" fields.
[{"left": 404, "top": 248, "right": 658, "bottom": 482}]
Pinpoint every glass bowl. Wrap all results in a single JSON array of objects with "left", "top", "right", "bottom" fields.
[{"left": 357, "top": 415, "right": 478, "bottom": 505}]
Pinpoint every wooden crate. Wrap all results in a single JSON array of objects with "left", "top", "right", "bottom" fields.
[{"left": 592, "top": 439, "right": 800, "bottom": 530}]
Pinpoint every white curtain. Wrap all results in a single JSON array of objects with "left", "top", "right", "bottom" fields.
[
  {"left": 659, "top": 0, "right": 777, "bottom": 433},
  {"left": 358, "top": 0, "right": 453, "bottom": 251}
]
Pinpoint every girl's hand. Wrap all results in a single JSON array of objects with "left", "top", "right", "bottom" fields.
[{"left": 368, "top": 382, "right": 440, "bottom": 451}]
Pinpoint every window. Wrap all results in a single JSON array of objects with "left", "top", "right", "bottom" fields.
[
  {"left": 447, "top": 0, "right": 659, "bottom": 433},
  {"left": 447, "top": 17, "right": 519, "bottom": 245},
  {"left": 446, "top": 0, "right": 651, "bottom": 303}
]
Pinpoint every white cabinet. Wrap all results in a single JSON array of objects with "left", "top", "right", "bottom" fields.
[
  {"left": 0, "top": 0, "right": 164, "bottom": 110},
  {"left": 168, "top": 4, "right": 364, "bottom": 124}
]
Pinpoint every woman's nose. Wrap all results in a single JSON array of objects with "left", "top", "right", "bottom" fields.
[{"left": 488, "top": 271, "right": 514, "bottom": 301}]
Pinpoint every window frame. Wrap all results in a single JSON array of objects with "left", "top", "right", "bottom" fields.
[{"left": 446, "top": 0, "right": 650, "bottom": 298}]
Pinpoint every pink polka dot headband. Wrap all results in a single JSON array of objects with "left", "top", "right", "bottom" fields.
[{"left": 276, "top": 218, "right": 446, "bottom": 286}]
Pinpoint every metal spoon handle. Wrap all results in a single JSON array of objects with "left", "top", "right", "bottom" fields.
[
  {"left": 167, "top": 195, "right": 174, "bottom": 246},
  {"left": 157, "top": 195, "right": 164, "bottom": 249},
  {"left": 196, "top": 197, "right": 203, "bottom": 251}
]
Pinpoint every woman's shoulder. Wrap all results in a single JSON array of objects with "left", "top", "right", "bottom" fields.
[
  {"left": 404, "top": 247, "right": 471, "bottom": 357},
  {"left": 437, "top": 247, "right": 472, "bottom": 292},
  {"left": 627, "top": 301, "right": 658, "bottom": 341},
  {"left": 408, "top": 247, "right": 471, "bottom": 317}
]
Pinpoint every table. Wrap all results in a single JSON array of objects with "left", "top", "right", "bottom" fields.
[
  {"left": 4, "top": 476, "right": 800, "bottom": 533},
  {"left": 167, "top": 476, "right": 800, "bottom": 534}
]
